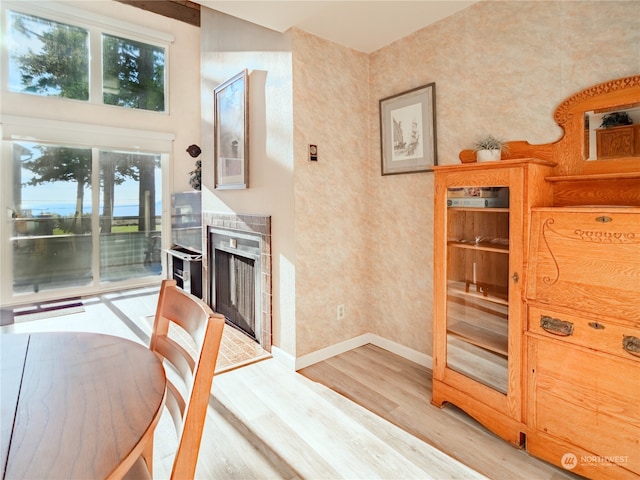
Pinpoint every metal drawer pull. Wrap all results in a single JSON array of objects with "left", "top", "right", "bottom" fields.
[
  {"left": 595, "top": 216, "right": 612, "bottom": 223},
  {"left": 622, "top": 336, "right": 640, "bottom": 357},
  {"left": 540, "top": 315, "right": 574, "bottom": 336}
]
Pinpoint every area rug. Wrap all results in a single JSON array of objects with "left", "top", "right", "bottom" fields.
[{"left": 11, "top": 301, "right": 85, "bottom": 324}]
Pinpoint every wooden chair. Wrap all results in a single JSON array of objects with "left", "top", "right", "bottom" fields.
[{"left": 124, "top": 279, "right": 225, "bottom": 480}]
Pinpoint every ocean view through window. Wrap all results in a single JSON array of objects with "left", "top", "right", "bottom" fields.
[{"left": 12, "top": 141, "right": 162, "bottom": 294}]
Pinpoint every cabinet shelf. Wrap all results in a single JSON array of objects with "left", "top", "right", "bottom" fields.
[
  {"left": 448, "top": 282, "right": 509, "bottom": 306},
  {"left": 447, "top": 207, "right": 509, "bottom": 213},
  {"left": 448, "top": 241, "right": 509, "bottom": 254},
  {"left": 448, "top": 321, "right": 508, "bottom": 357}
]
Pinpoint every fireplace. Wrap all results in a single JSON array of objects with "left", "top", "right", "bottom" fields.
[{"left": 203, "top": 213, "right": 271, "bottom": 352}]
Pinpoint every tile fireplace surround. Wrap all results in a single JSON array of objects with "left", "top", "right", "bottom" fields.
[{"left": 202, "top": 212, "right": 272, "bottom": 352}]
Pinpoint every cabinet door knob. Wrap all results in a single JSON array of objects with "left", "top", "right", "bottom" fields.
[
  {"left": 540, "top": 315, "right": 574, "bottom": 336},
  {"left": 512, "top": 272, "right": 519, "bottom": 283},
  {"left": 622, "top": 336, "right": 640, "bottom": 357}
]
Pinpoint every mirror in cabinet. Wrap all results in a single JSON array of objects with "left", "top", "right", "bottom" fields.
[
  {"left": 551, "top": 74, "right": 640, "bottom": 176},
  {"left": 584, "top": 103, "right": 640, "bottom": 160},
  {"left": 445, "top": 187, "right": 510, "bottom": 393}
]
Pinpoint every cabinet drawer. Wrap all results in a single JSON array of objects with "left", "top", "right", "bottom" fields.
[
  {"left": 528, "top": 336, "right": 640, "bottom": 476},
  {"left": 527, "top": 208, "right": 640, "bottom": 322},
  {"left": 528, "top": 306, "right": 640, "bottom": 362}
]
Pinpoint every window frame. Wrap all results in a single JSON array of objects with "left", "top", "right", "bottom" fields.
[
  {"left": 2, "top": 0, "right": 173, "bottom": 113},
  {"left": 1, "top": 115, "right": 174, "bottom": 305}
]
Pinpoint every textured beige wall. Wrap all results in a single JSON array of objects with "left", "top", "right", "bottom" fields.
[
  {"left": 367, "top": 0, "right": 640, "bottom": 355},
  {"left": 199, "top": 1, "right": 639, "bottom": 361},
  {"left": 291, "top": 30, "right": 370, "bottom": 355}
]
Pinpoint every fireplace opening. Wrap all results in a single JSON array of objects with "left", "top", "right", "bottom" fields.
[
  {"left": 215, "top": 250, "right": 257, "bottom": 341},
  {"left": 209, "top": 227, "right": 262, "bottom": 344}
]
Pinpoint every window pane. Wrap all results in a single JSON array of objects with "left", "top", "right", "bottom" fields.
[
  {"left": 102, "top": 34, "right": 165, "bottom": 111},
  {"left": 8, "top": 11, "right": 89, "bottom": 100},
  {"left": 99, "top": 150, "right": 162, "bottom": 283},
  {"left": 12, "top": 142, "right": 93, "bottom": 293}
]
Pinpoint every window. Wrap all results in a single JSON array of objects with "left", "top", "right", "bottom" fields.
[
  {"left": 12, "top": 140, "right": 163, "bottom": 294},
  {"left": 102, "top": 34, "right": 165, "bottom": 111},
  {"left": 1, "top": 2, "right": 175, "bottom": 305},
  {"left": 8, "top": 11, "right": 89, "bottom": 100},
  {"left": 7, "top": 5, "right": 168, "bottom": 112}
]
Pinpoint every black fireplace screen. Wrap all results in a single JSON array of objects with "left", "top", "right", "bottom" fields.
[{"left": 215, "top": 250, "right": 256, "bottom": 339}]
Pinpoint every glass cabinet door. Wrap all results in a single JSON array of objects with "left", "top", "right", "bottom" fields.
[{"left": 445, "top": 186, "right": 510, "bottom": 393}]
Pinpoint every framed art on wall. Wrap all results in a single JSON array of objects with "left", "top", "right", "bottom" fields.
[
  {"left": 214, "top": 69, "right": 249, "bottom": 189},
  {"left": 379, "top": 82, "right": 437, "bottom": 175}
]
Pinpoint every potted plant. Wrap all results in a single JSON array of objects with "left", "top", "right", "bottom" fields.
[
  {"left": 599, "top": 111, "right": 633, "bottom": 128},
  {"left": 474, "top": 134, "right": 509, "bottom": 162}
]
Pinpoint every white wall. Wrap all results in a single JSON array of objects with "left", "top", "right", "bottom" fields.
[{"left": 199, "top": 8, "right": 297, "bottom": 355}]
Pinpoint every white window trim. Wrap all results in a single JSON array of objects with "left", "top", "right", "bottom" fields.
[
  {"left": 1, "top": 114, "right": 175, "bottom": 152},
  {"left": 0, "top": 116, "right": 173, "bottom": 305},
  {"left": 3, "top": 1, "right": 174, "bottom": 45}
]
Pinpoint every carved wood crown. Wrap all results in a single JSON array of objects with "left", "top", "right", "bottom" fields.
[
  {"left": 459, "top": 74, "right": 640, "bottom": 177},
  {"left": 554, "top": 75, "right": 640, "bottom": 124}
]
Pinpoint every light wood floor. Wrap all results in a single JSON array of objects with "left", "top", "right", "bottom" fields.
[
  {"left": 1, "top": 288, "right": 582, "bottom": 479},
  {"left": 300, "top": 344, "right": 582, "bottom": 480}
]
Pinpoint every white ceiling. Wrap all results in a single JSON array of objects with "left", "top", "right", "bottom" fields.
[{"left": 198, "top": 1, "right": 478, "bottom": 53}]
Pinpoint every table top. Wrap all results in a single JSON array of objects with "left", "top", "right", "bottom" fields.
[{"left": 1, "top": 331, "right": 166, "bottom": 480}]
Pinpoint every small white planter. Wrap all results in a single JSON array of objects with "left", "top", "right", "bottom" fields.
[{"left": 476, "top": 149, "right": 502, "bottom": 162}]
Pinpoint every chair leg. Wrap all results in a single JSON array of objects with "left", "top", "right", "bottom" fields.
[{"left": 142, "top": 440, "right": 154, "bottom": 477}]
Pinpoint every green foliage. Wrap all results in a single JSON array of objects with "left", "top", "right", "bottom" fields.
[
  {"left": 600, "top": 112, "right": 633, "bottom": 128},
  {"left": 474, "top": 134, "right": 509, "bottom": 154},
  {"left": 55, "top": 214, "right": 92, "bottom": 234},
  {"left": 11, "top": 12, "right": 165, "bottom": 111},
  {"left": 189, "top": 160, "right": 202, "bottom": 190},
  {"left": 102, "top": 34, "right": 165, "bottom": 111}
]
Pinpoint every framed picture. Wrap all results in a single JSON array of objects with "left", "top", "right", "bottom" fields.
[
  {"left": 379, "top": 82, "right": 437, "bottom": 175},
  {"left": 214, "top": 69, "right": 249, "bottom": 189}
]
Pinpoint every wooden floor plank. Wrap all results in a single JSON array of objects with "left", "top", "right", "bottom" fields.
[
  {"left": 214, "top": 359, "right": 487, "bottom": 479},
  {"left": 300, "top": 343, "right": 582, "bottom": 480}
]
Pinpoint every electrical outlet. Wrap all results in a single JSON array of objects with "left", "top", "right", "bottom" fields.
[{"left": 337, "top": 304, "right": 345, "bottom": 320}]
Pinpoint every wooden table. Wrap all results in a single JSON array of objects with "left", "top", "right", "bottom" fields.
[{"left": 1, "top": 332, "right": 166, "bottom": 480}]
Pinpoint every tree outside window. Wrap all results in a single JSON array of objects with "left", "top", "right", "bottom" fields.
[
  {"left": 102, "top": 34, "right": 166, "bottom": 112},
  {"left": 8, "top": 10, "right": 167, "bottom": 112},
  {"left": 8, "top": 11, "right": 89, "bottom": 100}
]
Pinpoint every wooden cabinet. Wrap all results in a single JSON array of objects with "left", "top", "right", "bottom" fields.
[
  {"left": 431, "top": 159, "right": 555, "bottom": 446},
  {"left": 443, "top": 76, "right": 640, "bottom": 478},
  {"left": 525, "top": 207, "right": 640, "bottom": 479}
]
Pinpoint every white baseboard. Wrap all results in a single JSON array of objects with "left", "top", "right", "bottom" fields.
[
  {"left": 270, "top": 345, "right": 297, "bottom": 370},
  {"left": 270, "top": 334, "right": 433, "bottom": 371}
]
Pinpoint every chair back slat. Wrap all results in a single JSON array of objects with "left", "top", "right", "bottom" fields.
[
  {"left": 154, "top": 335, "right": 196, "bottom": 386},
  {"left": 149, "top": 279, "right": 225, "bottom": 480},
  {"left": 164, "top": 381, "right": 186, "bottom": 434}
]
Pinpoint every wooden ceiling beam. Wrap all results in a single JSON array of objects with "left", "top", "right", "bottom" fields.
[{"left": 116, "top": 1, "right": 200, "bottom": 27}]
